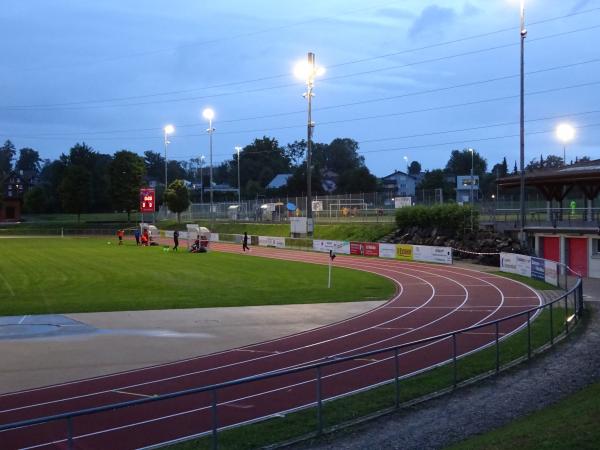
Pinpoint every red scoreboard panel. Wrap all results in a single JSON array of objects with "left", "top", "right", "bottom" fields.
[{"left": 139, "top": 188, "right": 155, "bottom": 213}]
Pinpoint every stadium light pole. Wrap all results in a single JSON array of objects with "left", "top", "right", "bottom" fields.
[
  {"left": 163, "top": 124, "right": 175, "bottom": 203},
  {"left": 235, "top": 146, "right": 242, "bottom": 205},
  {"left": 556, "top": 123, "right": 575, "bottom": 166},
  {"left": 203, "top": 108, "right": 215, "bottom": 219},
  {"left": 199, "top": 155, "right": 205, "bottom": 204},
  {"left": 294, "top": 52, "right": 325, "bottom": 235},
  {"left": 403, "top": 155, "right": 409, "bottom": 173},
  {"left": 518, "top": 0, "right": 527, "bottom": 245},
  {"left": 469, "top": 148, "right": 475, "bottom": 231}
]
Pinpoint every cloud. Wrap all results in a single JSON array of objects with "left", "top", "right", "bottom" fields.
[{"left": 408, "top": 5, "right": 456, "bottom": 39}]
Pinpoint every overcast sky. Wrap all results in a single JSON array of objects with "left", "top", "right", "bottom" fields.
[{"left": 1, "top": 0, "right": 599, "bottom": 176}]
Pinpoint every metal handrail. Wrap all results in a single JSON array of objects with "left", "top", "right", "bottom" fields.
[{"left": 0, "top": 269, "right": 584, "bottom": 448}]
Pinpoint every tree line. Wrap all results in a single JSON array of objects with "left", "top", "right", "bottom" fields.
[{"left": 0, "top": 136, "right": 378, "bottom": 218}]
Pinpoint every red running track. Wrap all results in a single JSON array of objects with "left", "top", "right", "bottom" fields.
[{"left": 0, "top": 243, "right": 541, "bottom": 449}]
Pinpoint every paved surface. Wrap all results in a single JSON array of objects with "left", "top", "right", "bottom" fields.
[
  {"left": 293, "top": 297, "right": 600, "bottom": 450},
  {"left": 0, "top": 302, "right": 382, "bottom": 394}
]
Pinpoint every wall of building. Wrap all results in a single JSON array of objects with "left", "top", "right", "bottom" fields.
[{"left": 535, "top": 232, "right": 600, "bottom": 279}]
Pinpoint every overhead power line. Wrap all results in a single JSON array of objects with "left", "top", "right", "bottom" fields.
[{"left": 3, "top": 12, "right": 599, "bottom": 110}]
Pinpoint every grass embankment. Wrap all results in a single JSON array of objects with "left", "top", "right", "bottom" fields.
[
  {"left": 159, "top": 221, "right": 396, "bottom": 242},
  {"left": 491, "top": 271, "right": 558, "bottom": 291},
  {"left": 168, "top": 301, "right": 574, "bottom": 450},
  {"left": 0, "top": 238, "right": 395, "bottom": 315},
  {"left": 449, "top": 381, "right": 600, "bottom": 450}
]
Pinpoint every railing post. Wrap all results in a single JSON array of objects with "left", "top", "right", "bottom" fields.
[
  {"left": 550, "top": 302, "right": 554, "bottom": 346},
  {"left": 316, "top": 366, "right": 323, "bottom": 435},
  {"left": 565, "top": 296, "right": 569, "bottom": 334},
  {"left": 394, "top": 348, "right": 400, "bottom": 409},
  {"left": 67, "top": 416, "right": 74, "bottom": 450},
  {"left": 495, "top": 321, "right": 500, "bottom": 373},
  {"left": 211, "top": 389, "right": 219, "bottom": 450},
  {"left": 452, "top": 333, "right": 457, "bottom": 387},
  {"left": 527, "top": 310, "right": 531, "bottom": 360}
]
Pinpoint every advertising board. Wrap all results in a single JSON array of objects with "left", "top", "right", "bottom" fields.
[
  {"left": 379, "top": 243, "right": 397, "bottom": 259},
  {"left": 413, "top": 245, "right": 453, "bottom": 265},
  {"left": 531, "top": 257, "right": 545, "bottom": 281},
  {"left": 396, "top": 244, "right": 413, "bottom": 261},
  {"left": 258, "top": 236, "right": 286, "bottom": 248}
]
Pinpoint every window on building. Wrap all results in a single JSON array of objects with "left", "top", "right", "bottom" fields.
[{"left": 593, "top": 238, "right": 600, "bottom": 257}]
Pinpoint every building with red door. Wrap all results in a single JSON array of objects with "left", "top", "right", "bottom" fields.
[{"left": 497, "top": 159, "right": 600, "bottom": 278}]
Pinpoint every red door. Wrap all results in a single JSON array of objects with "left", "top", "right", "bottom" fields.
[
  {"left": 567, "top": 238, "right": 588, "bottom": 277},
  {"left": 542, "top": 236, "right": 560, "bottom": 262}
]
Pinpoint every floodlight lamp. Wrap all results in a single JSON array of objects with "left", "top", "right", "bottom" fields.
[
  {"left": 202, "top": 108, "right": 215, "bottom": 120},
  {"left": 556, "top": 123, "right": 575, "bottom": 143},
  {"left": 164, "top": 124, "right": 175, "bottom": 135}
]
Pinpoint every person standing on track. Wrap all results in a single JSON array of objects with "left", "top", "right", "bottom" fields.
[
  {"left": 173, "top": 230, "right": 179, "bottom": 251},
  {"left": 242, "top": 231, "right": 250, "bottom": 252}
]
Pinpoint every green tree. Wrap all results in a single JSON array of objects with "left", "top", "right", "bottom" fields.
[
  {"left": 165, "top": 179, "right": 190, "bottom": 223},
  {"left": 109, "top": 150, "right": 146, "bottom": 222},
  {"left": 144, "top": 151, "right": 165, "bottom": 181},
  {"left": 417, "top": 169, "right": 454, "bottom": 200},
  {"left": 0, "top": 140, "right": 16, "bottom": 177},
  {"left": 445, "top": 149, "right": 487, "bottom": 176},
  {"left": 23, "top": 186, "right": 47, "bottom": 213},
  {"left": 336, "top": 166, "right": 378, "bottom": 194},
  {"left": 38, "top": 160, "right": 66, "bottom": 212},
  {"left": 15, "top": 148, "right": 41, "bottom": 174},
  {"left": 59, "top": 166, "right": 92, "bottom": 223},
  {"left": 408, "top": 161, "right": 421, "bottom": 175}
]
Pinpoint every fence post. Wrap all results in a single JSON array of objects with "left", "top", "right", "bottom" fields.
[
  {"left": 394, "top": 348, "right": 400, "bottom": 409},
  {"left": 67, "top": 416, "right": 74, "bottom": 450},
  {"left": 452, "top": 333, "right": 457, "bottom": 387},
  {"left": 211, "top": 389, "right": 219, "bottom": 450},
  {"left": 565, "top": 296, "right": 569, "bottom": 334},
  {"left": 550, "top": 302, "right": 554, "bottom": 346},
  {"left": 495, "top": 321, "right": 500, "bottom": 373},
  {"left": 316, "top": 366, "right": 323, "bottom": 435},
  {"left": 527, "top": 310, "right": 531, "bottom": 360}
]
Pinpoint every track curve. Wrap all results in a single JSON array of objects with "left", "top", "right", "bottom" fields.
[{"left": 0, "top": 243, "right": 541, "bottom": 449}]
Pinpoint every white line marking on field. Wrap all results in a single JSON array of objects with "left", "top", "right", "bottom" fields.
[
  {"left": 0, "top": 273, "right": 15, "bottom": 297},
  {"left": 374, "top": 327, "right": 415, "bottom": 331}
]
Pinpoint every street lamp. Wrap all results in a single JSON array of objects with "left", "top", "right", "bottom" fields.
[
  {"left": 202, "top": 108, "right": 215, "bottom": 219},
  {"left": 294, "top": 52, "right": 325, "bottom": 235},
  {"left": 517, "top": 0, "right": 527, "bottom": 245},
  {"left": 235, "top": 146, "right": 242, "bottom": 206},
  {"left": 403, "top": 156, "right": 409, "bottom": 173},
  {"left": 556, "top": 123, "right": 575, "bottom": 165},
  {"left": 163, "top": 124, "right": 175, "bottom": 201}
]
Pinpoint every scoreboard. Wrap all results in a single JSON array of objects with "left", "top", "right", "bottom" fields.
[{"left": 139, "top": 188, "right": 155, "bottom": 213}]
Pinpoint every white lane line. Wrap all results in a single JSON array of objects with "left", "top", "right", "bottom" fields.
[
  {"left": 18, "top": 315, "right": 28, "bottom": 325},
  {"left": 113, "top": 390, "right": 155, "bottom": 399},
  {"left": 235, "top": 349, "right": 280, "bottom": 355}
]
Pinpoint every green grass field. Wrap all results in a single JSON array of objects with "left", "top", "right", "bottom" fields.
[{"left": 0, "top": 238, "right": 395, "bottom": 315}]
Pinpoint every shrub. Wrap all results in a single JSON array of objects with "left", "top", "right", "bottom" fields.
[{"left": 395, "top": 204, "right": 478, "bottom": 236}]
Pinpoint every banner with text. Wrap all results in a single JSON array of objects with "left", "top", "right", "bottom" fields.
[
  {"left": 258, "top": 236, "right": 286, "bottom": 248},
  {"left": 313, "top": 240, "right": 350, "bottom": 255},
  {"left": 396, "top": 244, "right": 414, "bottom": 261},
  {"left": 379, "top": 243, "right": 397, "bottom": 259},
  {"left": 413, "top": 245, "right": 453, "bottom": 265}
]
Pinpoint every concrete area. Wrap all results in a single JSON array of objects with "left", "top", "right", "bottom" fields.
[{"left": 0, "top": 301, "right": 382, "bottom": 394}]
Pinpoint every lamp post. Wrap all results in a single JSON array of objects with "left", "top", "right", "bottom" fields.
[
  {"left": 403, "top": 156, "right": 409, "bottom": 173},
  {"left": 199, "top": 155, "right": 205, "bottom": 205},
  {"left": 518, "top": 0, "right": 527, "bottom": 245},
  {"left": 202, "top": 108, "right": 215, "bottom": 219},
  {"left": 556, "top": 123, "right": 575, "bottom": 166},
  {"left": 294, "top": 52, "right": 325, "bottom": 235},
  {"left": 235, "top": 146, "right": 242, "bottom": 206},
  {"left": 469, "top": 148, "right": 475, "bottom": 231},
  {"left": 163, "top": 124, "right": 174, "bottom": 200}
]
